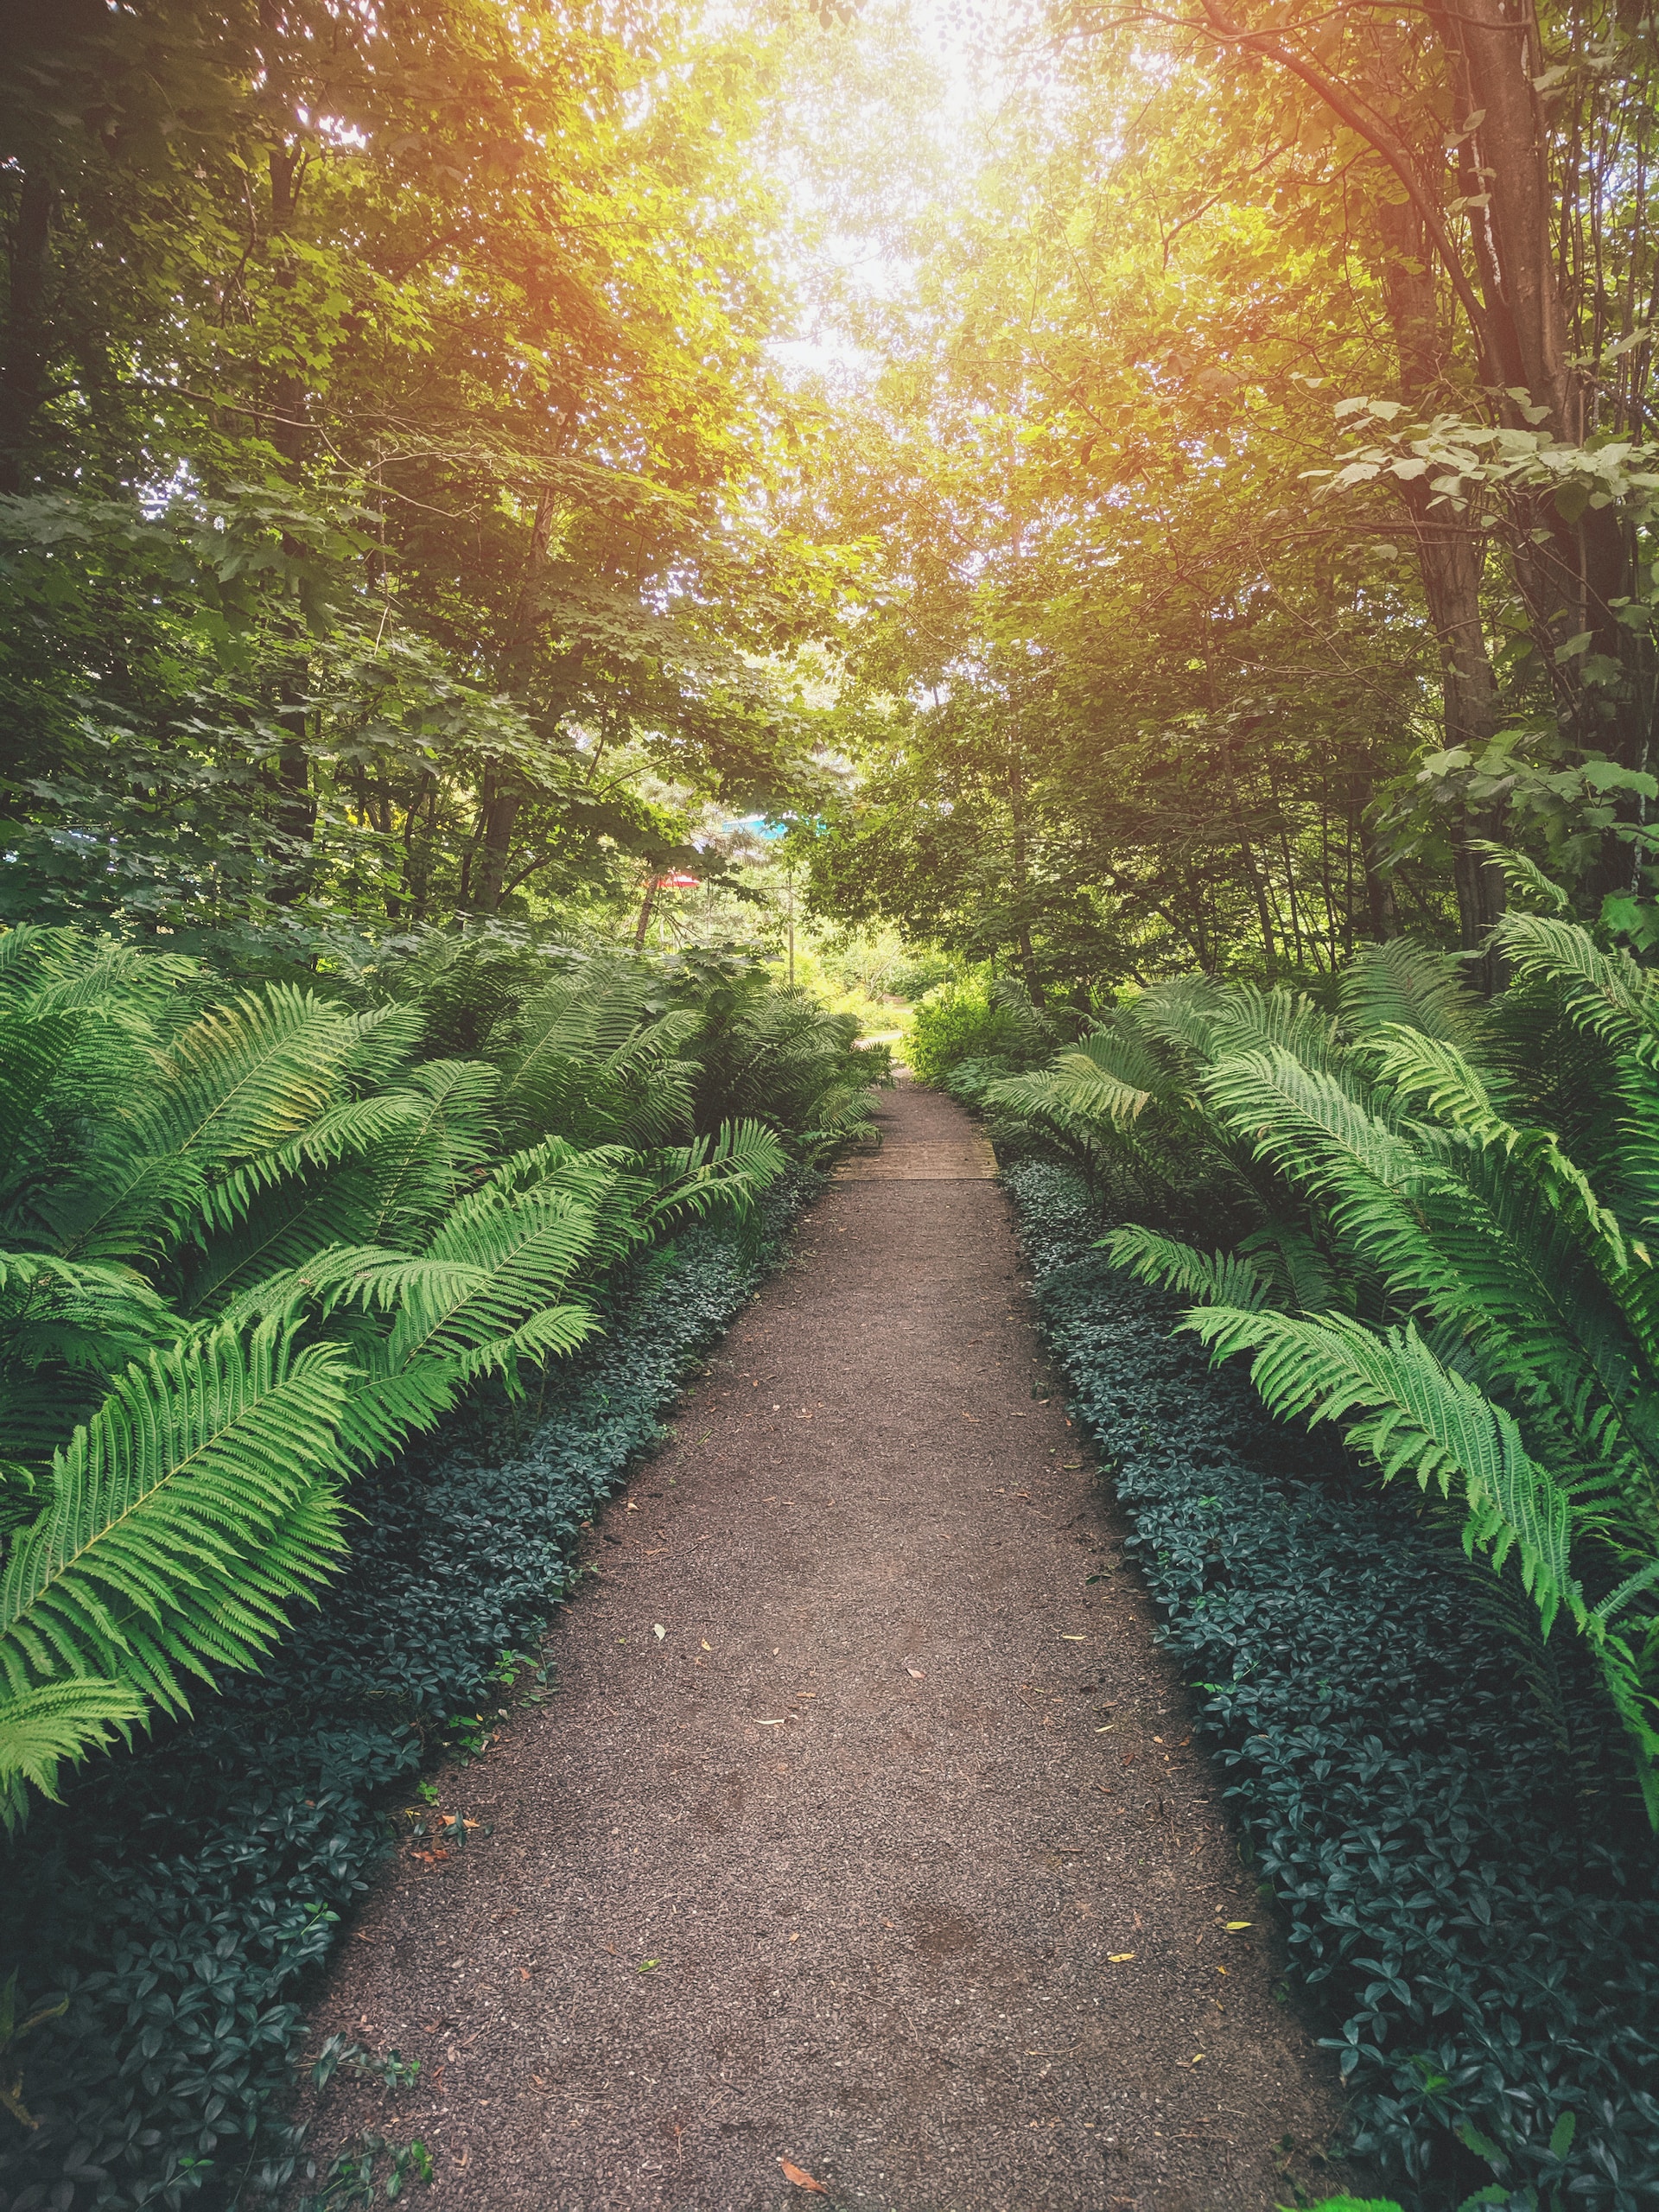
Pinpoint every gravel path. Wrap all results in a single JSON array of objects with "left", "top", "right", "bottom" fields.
[{"left": 300, "top": 1084, "right": 1345, "bottom": 2212}]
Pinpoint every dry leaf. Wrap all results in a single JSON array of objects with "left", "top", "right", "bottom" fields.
[
  {"left": 1108, "top": 1951, "right": 1135, "bottom": 1962},
  {"left": 755, "top": 1718, "right": 786, "bottom": 1726},
  {"left": 1224, "top": 1921, "right": 1253, "bottom": 1931},
  {"left": 778, "top": 2158, "right": 830, "bottom": 2194},
  {"left": 653, "top": 1623, "right": 666, "bottom": 1639},
  {"left": 906, "top": 1667, "right": 925, "bottom": 1680},
  {"left": 518, "top": 1967, "right": 531, "bottom": 1980},
  {"left": 1059, "top": 1634, "right": 1085, "bottom": 1642},
  {"left": 701, "top": 1639, "right": 712, "bottom": 1650}
]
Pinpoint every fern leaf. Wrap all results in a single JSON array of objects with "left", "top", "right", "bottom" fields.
[
  {"left": 1494, "top": 912, "right": 1659, "bottom": 1065},
  {"left": 0, "top": 1321, "right": 353, "bottom": 1728},
  {"left": 1184, "top": 1307, "right": 1582, "bottom": 1634},
  {"left": 1339, "top": 938, "right": 1492, "bottom": 1061},
  {"left": 1104, "top": 1225, "right": 1275, "bottom": 1310},
  {"left": 648, "top": 1119, "right": 789, "bottom": 1226},
  {"left": 0, "top": 1676, "right": 147, "bottom": 1831}
]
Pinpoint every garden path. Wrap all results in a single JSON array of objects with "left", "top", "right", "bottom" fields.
[{"left": 300, "top": 1083, "right": 1344, "bottom": 2212}]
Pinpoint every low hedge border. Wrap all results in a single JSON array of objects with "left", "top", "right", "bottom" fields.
[
  {"left": 0, "top": 1173, "right": 820, "bottom": 2212},
  {"left": 1004, "top": 1157, "right": 1659, "bottom": 2212}
]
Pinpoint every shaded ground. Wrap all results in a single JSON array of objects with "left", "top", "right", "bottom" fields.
[{"left": 297, "top": 1084, "right": 1347, "bottom": 2211}]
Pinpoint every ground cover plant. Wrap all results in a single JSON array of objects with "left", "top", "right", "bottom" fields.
[
  {"left": 0, "top": 915, "right": 877, "bottom": 2209},
  {"left": 0, "top": 1175, "right": 817, "bottom": 2210},
  {"left": 1006, "top": 1153, "right": 1659, "bottom": 2212},
  {"left": 984, "top": 891, "right": 1659, "bottom": 1819}
]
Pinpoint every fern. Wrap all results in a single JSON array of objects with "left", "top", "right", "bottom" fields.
[
  {"left": 1339, "top": 938, "right": 1493, "bottom": 1062},
  {"left": 0, "top": 1318, "right": 353, "bottom": 1823},
  {"left": 0, "top": 927, "right": 911, "bottom": 1826},
  {"left": 1185, "top": 1307, "right": 1583, "bottom": 1628},
  {"left": 1494, "top": 911, "right": 1659, "bottom": 1067},
  {"left": 1105, "top": 1224, "right": 1275, "bottom": 1310},
  {"left": 0, "top": 1677, "right": 148, "bottom": 1830}
]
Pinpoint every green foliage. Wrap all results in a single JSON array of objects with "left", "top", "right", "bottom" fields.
[
  {"left": 0, "top": 1178, "right": 815, "bottom": 2209},
  {"left": 905, "top": 977, "right": 1057, "bottom": 1088},
  {"left": 990, "top": 919, "right": 1659, "bottom": 1811},
  {"left": 683, "top": 969, "right": 890, "bottom": 1156},
  {"left": 0, "top": 922, "right": 868, "bottom": 1828},
  {"left": 0, "top": 3, "right": 847, "bottom": 943},
  {"left": 1012, "top": 1158, "right": 1658, "bottom": 2211}
]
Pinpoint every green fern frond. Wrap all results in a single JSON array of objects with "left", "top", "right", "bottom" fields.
[
  {"left": 1237, "top": 1218, "right": 1340, "bottom": 1313},
  {"left": 1074, "top": 1012, "right": 1174, "bottom": 1100},
  {"left": 1036, "top": 1047, "right": 1156, "bottom": 1123},
  {"left": 0, "top": 1012, "right": 85, "bottom": 1183},
  {"left": 29, "top": 1151, "right": 207, "bottom": 1268},
  {"left": 1105, "top": 1224, "right": 1275, "bottom": 1310},
  {"left": 0, "top": 1320, "right": 353, "bottom": 1803},
  {"left": 647, "top": 1118, "right": 790, "bottom": 1227},
  {"left": 1471, "top": 841, "right": 1571, "bottom": 912},
  {"left": 408, "top": 1193, "right": 597, "bottom": 1332},
  {"left": 1205, "top": 985, "right": 1341, "bottom": 1071},
  {"left": 130, "top": 988, "right": 406, "bottom": 1171},
  {"left": 1184, "top": 1306, "right": 1583, "bottom": 1635},
  {"left": 0, "top": 1675, "right": 148, "bottom": 1831},
  {"left": 1368, "top": 1026, "right": 1626, "bottom": 1272},
  {"left": 359, "top": 1060, "right": 499, "bottom": 1245},
  {"left": 1494, "top": 912, "right": 1659, "bottom": 1065},
  {"left": 1126, "top": 975, "right": 1231, "bottom": 1065},
  {"left": 1339, "top": 938, "right": 1492, "bottom": 1061},
  {"left": 987, "top": 1064, "right": 1148, "bottom": 1132}
]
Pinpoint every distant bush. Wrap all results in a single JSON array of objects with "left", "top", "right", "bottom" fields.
[{"left": 906, "top": 977, "right": 1058, "bottom": 1085}]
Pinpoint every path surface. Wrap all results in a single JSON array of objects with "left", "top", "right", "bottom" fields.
[{"left": 303, "top": 1085, "right": 1344, "bottom": 2212}]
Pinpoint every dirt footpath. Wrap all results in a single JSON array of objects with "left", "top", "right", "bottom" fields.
[{"left": 301, "top": 1084, "right": 1346, "bottom": 2212}]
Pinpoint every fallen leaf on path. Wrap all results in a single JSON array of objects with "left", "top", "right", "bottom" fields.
[
  {"left": 1108, "top": 1952, "right": 1135, "bottom": 1962},
  {"left": 755, "top": 1718, "right": 786, "bottom": 1726},
  {"left": 701, "top": 1640, "right": 711, "bottom": 1650},
  {"left": 906, "top": 1667, "right": 925, "bottom": 1680},
  {"left": 626, "top": 1502, "right": 639, "bottom": 1512},
  {"left": 653, "top": 1623, "right": 666, "bottom": 1639},
  {"left": 639, "top": 1959, "right": 659, "bottom": 1973},
  {"left": 1224, "top": 1921, "right": 1253, "bottom": 1931},
  {"left": 778, "top": 2158, "right": 830, "bottom": 2193},
  {"left": 1059, "top": 1634, "right": 1085, "bottom": 1642},
  {"left": 1190, "top": 2053, "right": 1205, "bottom": 2065},
  {"left": 518, "top": 1967, "right": 531, "bottom": 1981}
]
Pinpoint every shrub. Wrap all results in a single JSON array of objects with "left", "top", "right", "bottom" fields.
[
  {"left": 0, "top": 929, "right": 793, "bottom": 1827},
  {"left": 985, "top": 916, "right": 1659, "bottom": 1808},
  {"left": 1007, "top": 1155, "right": 1659, "bottom": 2212},
  {"left": 0, "top": 1175, "right": 816, "bottom": 2211},
  {"left": 906, "top": 976, "right": 1058, "bottom": 1086}
]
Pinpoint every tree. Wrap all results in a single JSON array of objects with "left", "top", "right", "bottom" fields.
[{"left": 0, "top": 0, "right": 846, "bottom": 936}]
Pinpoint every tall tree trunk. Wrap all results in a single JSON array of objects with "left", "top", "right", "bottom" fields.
[
  {"left": 264, "top": 134, "right": 317, "bottom": 904},
  {"left": 474, "top": 486, "right": 562, "bottom": 912},
  {"left": 0, "top": 170, "right": 53, "bottom": 495},
  {"left": 1007, "top": 745, "right": 1043, "bottom": 1000},
  {"left": 1377, "top": 196, "right": 1508, "bottom": 963},
  {"left": 633, "top": 868, "right": 658, "bottom": 950}
]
